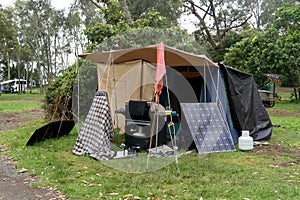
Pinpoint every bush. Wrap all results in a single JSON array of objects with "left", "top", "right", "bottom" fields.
[{"left": 42, "top": 64, "right": 77, "bottom": 120}]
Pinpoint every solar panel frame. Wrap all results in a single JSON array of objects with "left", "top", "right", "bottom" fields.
[{"left": 180, "top": 103, "right": 236, "bottom": 153}]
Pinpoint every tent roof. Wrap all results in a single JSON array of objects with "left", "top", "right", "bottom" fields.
[{"left": 79, "top": 44, "right": 218, "bottom": 67}]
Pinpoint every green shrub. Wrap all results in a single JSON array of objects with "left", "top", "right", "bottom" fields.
[{"left": 42, "top": 64, "right": 77, "bottom": 120}]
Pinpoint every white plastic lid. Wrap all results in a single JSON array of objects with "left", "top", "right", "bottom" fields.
[{"left": 242, "top": 130, "right": 250, "bottom": 137}]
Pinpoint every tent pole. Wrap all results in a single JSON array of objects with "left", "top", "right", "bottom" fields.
[
  {"left": 155, "top": 110, "right": 159, "bottom": 151},
  {"left": 76, "top": 52, "right": 80, "bottom": 132},
  {"left": 140, "top": 60, "right": 144, "bottom": 100},
  {"left": 111, "top": 52, "right": 120, "bottom": 146},
  {"left": 204, "top": 66, "right": 207, "bottom": 102},
  {"left": 146, "top": 105, "right": 158, "bottom": 171},
  {"left": 164, "top": 68, "right": 179, "bottom": 171},
  {"left": 216, "top": 67, "right": 220, "bottom": 103}
]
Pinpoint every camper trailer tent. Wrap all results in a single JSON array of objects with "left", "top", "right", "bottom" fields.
[{"left": 77, "top": 44, "right": 272, "bottom": 154}]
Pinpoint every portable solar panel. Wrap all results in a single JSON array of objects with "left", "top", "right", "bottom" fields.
[{"left": 180, "top": 103, "right": 236, "bottom": 153}]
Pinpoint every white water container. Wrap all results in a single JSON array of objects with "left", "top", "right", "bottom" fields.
[{"left": 238, "top": 130, "right": 253, "bottom": 151}]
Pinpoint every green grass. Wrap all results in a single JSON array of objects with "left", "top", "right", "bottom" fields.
[
  {"left": 1, "top": 122, "right": 300, "bottom": 199},
  {"left": 0, "top": 100, "right": 42, "bottom": 114},
  {"left": 0, "top": 91, "right": 42, "bottom": 100},
  {"left": 0, "top": 92, "right": 42, "bottom": 114},
  {"left": 275, "top": 87, "right": 295, "bottom": 101},
  {"left": 0, "top": 98, "right": 300, "bottom": 199},
  {"left": 269, "top": 115, "right": 300, "bottom": 148},
  {"left": 270, "top": 99, "right": 300, "bottom": 113}
]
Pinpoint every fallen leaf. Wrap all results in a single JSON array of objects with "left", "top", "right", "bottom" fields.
[
  {"left": 124, "top": 194, "right": 133, "bottom": 198},
  {"left": 87, "top": 183, "right": 102, "bottom": 187},
  {"left": 18, "top": 168, "right": 28, "bottom": 173}
]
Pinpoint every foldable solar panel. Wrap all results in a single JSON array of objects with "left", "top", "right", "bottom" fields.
[{"left": 180, "top": 103, "right": 236, "bottom": 153}]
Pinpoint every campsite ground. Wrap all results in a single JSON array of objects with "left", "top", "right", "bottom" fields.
[
  {"left": 0, "top": 87, "right": 299, "bottom": 199},
  {"left": 0, "top": 96, "right": 66, "bottom": 200}
]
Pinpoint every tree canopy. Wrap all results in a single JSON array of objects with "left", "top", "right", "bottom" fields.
[{"left": 224, "top": 3, "right": 300, "bottom": 87}]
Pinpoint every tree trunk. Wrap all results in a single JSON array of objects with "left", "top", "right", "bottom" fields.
[
  {"left": 118, "top": 0, "right": 133, "bottom": 23},
  {"left": 7, "top": 56, "right": 10, "bottom": 80},
  {"left": 29, "top": 61, "right": 33, "bottom": 94},
  {"left": 38, "top": 61, "right": 44, "bottom": 95}
]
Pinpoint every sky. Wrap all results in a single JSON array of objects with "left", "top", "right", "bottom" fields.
[
  {"left": 0, "top": 0, "right": 73, "bottom": 9},
  {"left": 0, "top": 0, "right": 196, "bottom": 33}
]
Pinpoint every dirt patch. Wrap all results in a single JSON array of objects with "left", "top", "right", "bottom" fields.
[
  {"left": 0, "top": 109, "right": 45, "bottom": 133},
  {"left": 0, "top": 156, "right": 66, "bottom": 200},
  {"left": 254, "top": 143, "right": 292, "bottom": 157},
  {"left": 253, "top": 143, "right": 300, "bottom": 167},
  {"left": 277, "top": 87, "right": 294, "bottom": 93},
  {"left": 0, "top": 109, "right": 67, "bottom": 200},
  {"left": 267, "top": 109, "right": 300, "bottom": 117}
]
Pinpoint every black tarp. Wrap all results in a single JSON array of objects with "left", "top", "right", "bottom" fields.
[
  {"left": 219, "top": 63, "right": 272, "bottom": 141},
  {"left": 26, "top": 120, "right": 75, "bottom": 146}
]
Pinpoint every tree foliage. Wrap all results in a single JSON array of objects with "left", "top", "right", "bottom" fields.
[
  {"left": 126, "top": 0, "right": 182, "bottom": 26},
  {"left": 84, "top": 0, "right": 169, "bottom": 49},
  {"left": 248, "top": 0, "right": 297, "bottom": 30},
  {"left": 0, "top": 6, "right": 18, "bottom": 80},
  {"left": 96, "top": 27, "right": 209, "bottom": 58},
  {"left": 224, "top": 3, "right": 300, "bottom": 87}
]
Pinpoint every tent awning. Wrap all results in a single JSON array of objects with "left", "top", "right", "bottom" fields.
[{"left": 79, "top": 45, "right": 218, "bottom": 68}]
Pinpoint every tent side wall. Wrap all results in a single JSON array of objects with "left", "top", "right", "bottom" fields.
[
  {"left": 97, "top": 60, "right": 156, "bottom": 130},
  {"left": 219, "top": 63, "right": 272, "bottom": 141}
]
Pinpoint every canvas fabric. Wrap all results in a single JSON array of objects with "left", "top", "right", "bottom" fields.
[
  {"left": 97, "top": 60, "right": 156, "bottom": 131},
  {"left": 72, "top": 91, "right": 115, "bottom": 160}
]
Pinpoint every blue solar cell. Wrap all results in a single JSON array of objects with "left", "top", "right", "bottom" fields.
[{"left": 180, "top": 103, "right": 236, "bottom": 153}]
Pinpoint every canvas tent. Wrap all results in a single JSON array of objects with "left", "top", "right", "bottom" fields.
[{"left": 78, "top": 44, "right": 272, "bottom": 147}]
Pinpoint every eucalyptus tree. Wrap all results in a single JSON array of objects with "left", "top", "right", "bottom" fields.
[
  {"left": 14, "top": 0, "right": 48, "bottom": 93},
  {"left": 182, "top": 0, "right": 252, "bottom": 60},
  {"left": 0, "top": 6, "right": 18, "bottom": 80},
  {"left": 14, "top": 0, "right": 72, "bottom": 93},
  {"left": 248, "top": 0, "right": 298, "bottom": 30},
  {"left": 66, "top": 0, "right": 103, "bottom": 56}
]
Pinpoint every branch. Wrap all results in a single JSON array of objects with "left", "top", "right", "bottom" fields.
[
  {"left": 89, "top": 0, "right": 103, "bottom": 9},
  {"left": 209, "top": 0, "right": 221, "bottom": 40},
  {"left": 222, "top": 14, "right": 252, "bottom": 38},
  {"left": 183, "top": 0, "right": 217, "bottom": 48},
  {"left": 118, "top": 0, "right": 133, "bottom": 23},
  {"left": 183, "top": 0, "right": 213, "bottom": 18}
]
